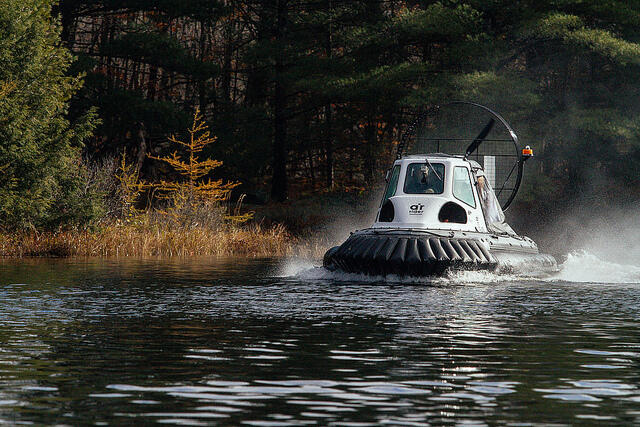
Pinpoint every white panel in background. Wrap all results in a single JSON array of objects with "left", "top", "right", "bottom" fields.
[{"left": 484, "top": 156, "right": 496, "bottom": 188}]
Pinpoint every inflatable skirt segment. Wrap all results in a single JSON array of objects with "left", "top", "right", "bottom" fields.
[{"left": 323, "top": 230, "right": 498, "bottom": 276}]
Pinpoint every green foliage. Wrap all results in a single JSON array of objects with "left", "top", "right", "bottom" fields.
[
  {"left": 101, "top": 31, "right": 220, "bottom": 79},
  {"left": 53, "top": 0, "right": 640, "bottom": 223},
  {"left": 527, "top": 13, "right": 640, "bottom": 65},
  {"left": 0, "top": 0, "right": 97, "bottom": 230}
]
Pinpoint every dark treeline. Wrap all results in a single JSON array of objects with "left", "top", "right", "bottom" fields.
[{"left": 3, "top": 0, "right": 640, "bottom": 230}]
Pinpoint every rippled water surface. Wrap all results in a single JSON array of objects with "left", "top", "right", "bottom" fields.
[{"left": 1, "top": 257, "right": 640, "bottom": 425}]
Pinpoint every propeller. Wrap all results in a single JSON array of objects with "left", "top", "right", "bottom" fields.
[{"left": 464, "top": 118, "right": 495, "bottom": 160}]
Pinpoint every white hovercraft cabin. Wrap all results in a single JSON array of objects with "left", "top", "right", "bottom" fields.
[{"left": 375, "top": 154, "right": 513, "bottom": 235}]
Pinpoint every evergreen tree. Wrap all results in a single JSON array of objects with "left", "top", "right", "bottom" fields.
[
  {"left": 297, "top": 1, "right": 487, "bottom": 183},
  {"left": 0, "top": 0, "right": 96, "bottom": 229}
]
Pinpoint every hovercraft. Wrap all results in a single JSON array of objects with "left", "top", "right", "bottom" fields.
[{"left": 323, "top": 102, "right": 557, "bottom": 276}]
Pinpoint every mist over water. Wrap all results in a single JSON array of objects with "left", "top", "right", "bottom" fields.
[
  {"left": 554, "top": 251, "right": 640, "bottom": 283},
  {"left": 538, "top": 208, "right": 640, "bottom": 284}
]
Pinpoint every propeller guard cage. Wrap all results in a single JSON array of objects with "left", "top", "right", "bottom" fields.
[{"left": 395, "top": 102, "right": 524, "bottom": 211}]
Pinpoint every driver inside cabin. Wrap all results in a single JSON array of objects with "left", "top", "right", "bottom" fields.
[{"left": 404, "top": 163, "right": 444, "bottom": 194}]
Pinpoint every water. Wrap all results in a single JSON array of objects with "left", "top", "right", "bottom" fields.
[{"left": 1, "top": 255, "right": 640, "bottom": 425}]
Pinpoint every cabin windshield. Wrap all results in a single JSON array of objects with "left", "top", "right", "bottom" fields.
[{"left": 403, "top": 163, "right": 445, "bottom": 194}]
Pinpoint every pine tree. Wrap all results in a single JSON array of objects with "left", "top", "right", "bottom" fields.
[{"left": 0, "top": 0, "right": 96, "bottom": 229}]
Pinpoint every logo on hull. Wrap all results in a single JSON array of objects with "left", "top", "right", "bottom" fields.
[{"left": 409, "top": 204, "right": 424, "bottom": 216}]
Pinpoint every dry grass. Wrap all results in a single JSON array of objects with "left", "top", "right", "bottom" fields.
[
  {"left": 0, "top": 222, "right": 313, "bottom": 258},
  {"left": 0, "top": 190, "right": 370, "bottom": 259}
]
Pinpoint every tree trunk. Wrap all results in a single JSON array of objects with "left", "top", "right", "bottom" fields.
[
  {"left": 324, "top": 0, "right": 334, "bottom": 190},
  {"left": 147, "top": 66, "right": 158, "bottom": 101},
  {"left": 55, "top": 0, "right": 76, "bottom": 46},
  {"left": 271, "top": 0, "right": 288, "bottom": 202},
  {"left": 198, "top": 19, "right": 208, "bottom": 108},
  {"left": 308, "top": 150, "right": 316, "bottom": 190},
  {"left": 135, "top": 122, "right": 147, "bottom": 174},
  {"left": 245, "top": 3, "right": 268, "bottom": 107},
  {"left": 363, "top": 119, "right": 377, "bottom": 183},
  {"left": 324, "top": 104, "right": 334, "bottom": 189},
  {"left": 221, "top": 19, "right": 233, "bottom": 105}
]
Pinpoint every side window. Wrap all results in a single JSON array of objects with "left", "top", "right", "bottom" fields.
[
  {"left": 453, "top": 167, "right": 476, "bottom": 208},
  {"left": 382, "top": 165, "right": 400, "bottom": 204}
]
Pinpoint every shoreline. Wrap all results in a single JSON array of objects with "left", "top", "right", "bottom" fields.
[
  {"left": 0, "top": 193, "right": 376, "bottom": 259},
  {"left": 0, "top": 224, "right": 320, "bottom": 258}
]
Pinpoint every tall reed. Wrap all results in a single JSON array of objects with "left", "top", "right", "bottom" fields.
[{"left": 0, "top": 222, "right": 303, "bottom": 258}]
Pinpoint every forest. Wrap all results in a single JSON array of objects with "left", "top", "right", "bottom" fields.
[{"left": 2, "top": 0, "right": 640, "bottom": 254}]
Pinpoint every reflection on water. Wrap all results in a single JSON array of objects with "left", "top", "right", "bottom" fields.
[{"left": 0, "top": 257, "right": 639, "bottom": 425}]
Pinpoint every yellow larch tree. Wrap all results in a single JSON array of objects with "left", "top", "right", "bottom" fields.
[{"left": 149, "top": 108, "right": 252, "bottom": 225}]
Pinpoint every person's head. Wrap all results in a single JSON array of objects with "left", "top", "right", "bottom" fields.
[
  {"left": 420, "top": 165, "right": 429, "bottom": 183},
  {"left": 477, "top": 175, "right": 485, "bottom": 188}
]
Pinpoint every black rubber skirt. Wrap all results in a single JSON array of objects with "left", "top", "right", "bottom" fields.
[{"left": 323, "top": 231, "right": 498, "bottom": 276}]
